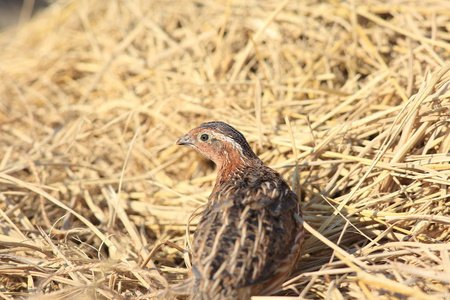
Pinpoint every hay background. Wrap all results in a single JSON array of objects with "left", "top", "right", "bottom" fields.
[{"left": 1, "top": 0, "right": 450, "bottom": 299}]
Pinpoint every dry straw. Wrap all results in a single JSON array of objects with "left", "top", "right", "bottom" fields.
[{"left": 0, "top": 0, "right": 449, "bottom": 299}]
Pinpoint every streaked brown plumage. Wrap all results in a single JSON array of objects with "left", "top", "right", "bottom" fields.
[{"left": 177, "top": 121, "right": 304, "bottom": 300}]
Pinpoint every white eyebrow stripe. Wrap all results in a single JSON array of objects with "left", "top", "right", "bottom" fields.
[{"left": 212, "top": 132, "right": 244, "bottom": 154}]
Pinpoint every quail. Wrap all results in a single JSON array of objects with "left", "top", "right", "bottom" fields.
[{"left": 177, "top": 121, "right": 304, "bottom": 300}]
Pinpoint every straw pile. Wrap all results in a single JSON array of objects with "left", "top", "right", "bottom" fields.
[{"left": 1, "top": 0, "right": 449, "bottom": 299}]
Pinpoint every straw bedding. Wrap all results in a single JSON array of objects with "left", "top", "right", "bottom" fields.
[{"left": 0, "top": 0, "right": 449, "bottom": 299}]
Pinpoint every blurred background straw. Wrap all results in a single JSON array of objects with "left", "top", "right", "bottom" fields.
[{"left": 0, "top": 0, "right": 449, "bottom": 299}]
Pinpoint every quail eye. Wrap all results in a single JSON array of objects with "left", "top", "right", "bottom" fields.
[{"left": 199, "top": 133, "right": 210, "bottom": 142}]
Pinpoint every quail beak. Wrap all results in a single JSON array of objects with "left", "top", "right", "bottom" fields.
[{"left": 176, "top": 134, "right": 194, "bottom": 146}]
